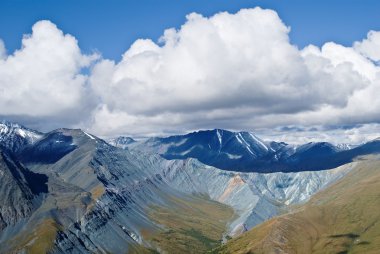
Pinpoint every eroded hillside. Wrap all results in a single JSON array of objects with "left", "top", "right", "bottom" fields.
[{"left": 213, "top": 156, "right": 380, "bottom": 254}]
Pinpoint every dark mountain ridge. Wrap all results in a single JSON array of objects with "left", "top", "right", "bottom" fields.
[{"left": 125, "top": 129, "right": 380, "bottom": 172}]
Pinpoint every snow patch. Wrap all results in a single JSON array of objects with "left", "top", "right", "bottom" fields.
[
  {"left": 216, "top": 129, "right": 222, "bottom": 147},
  {"left": 83, "top": 131, "right": 96, "bottom": 140},
  {"left": 178, "top": 145, "right": 199, "bottom": 156},
  {"left": 226, "top": 153, "right": 243, "bottom": 159},
  {"left": 249, "top": 133, "right": 268, "bottom": 151},
  {"left": 17, "top": 129, "right": 26, "bottom": 138},
  {"left": 237, "top": 133, "right": 255, "bottom": 155},
  {"left": 173, "top": 138, "right": 188, "bottom": 146}
]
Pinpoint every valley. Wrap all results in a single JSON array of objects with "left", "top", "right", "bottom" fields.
[
  {"left": 145, "top": 195, "right": 234, "bottom": 253},
  {"left": 0, "top": 122, "right": 379, "bottom": 253},
  {"left": 212, "top": 156, "right": 380, "bottom": 254}
]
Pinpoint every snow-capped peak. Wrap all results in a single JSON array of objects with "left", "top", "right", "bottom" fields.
[
  {"left": 0, "top": 121, "right": 43, "bottom": 152},
  {"left": 336, "top": 143, "right": 354, "bottom": 151},
  {"left": 108, "top": 136, "right": 136, "bottom": 148}
]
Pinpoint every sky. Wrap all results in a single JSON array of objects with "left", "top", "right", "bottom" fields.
[
  {"left": 1, "top": 0, "right": 380, "bottom": 60},
  {"left": 0, "top": 0, "right": 380, "bottom": 144}
]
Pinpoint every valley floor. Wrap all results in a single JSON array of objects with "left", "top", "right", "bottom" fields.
[{"left": 140, "top": 194, "right": 234, "bottom": 254}]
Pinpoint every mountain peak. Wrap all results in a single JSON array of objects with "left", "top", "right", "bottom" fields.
[
  {"left": 0, "top": 121, "right": 43, "bottom": 153},
  {"left": 108, "top": 136, "right": 136, "bottom": 148}
]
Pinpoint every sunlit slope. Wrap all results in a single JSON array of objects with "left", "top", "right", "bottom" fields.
[
  {"left": 143, "top": 194, "right": 234, "bottom": 254},
  {"left": 213, "top": 156, "right": 380, "bottom": 254}
]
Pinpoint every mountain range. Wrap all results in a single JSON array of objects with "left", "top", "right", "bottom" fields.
[
  {"left": 123, "top": 129, "right": 379, "bottom": 172},
  {"left": 0, "top": 121, "right": 379, "bottom": 253}
]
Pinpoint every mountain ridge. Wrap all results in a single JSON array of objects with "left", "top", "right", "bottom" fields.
[
  {"left": 0, "top": 122, "right": 379, "bottom": 253},
  {"left": 118, "top": 128, "right": 380, "bottom": 173}
]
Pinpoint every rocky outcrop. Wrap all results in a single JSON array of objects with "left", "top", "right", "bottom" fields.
[{"left": 0, "top": 149, "right": 47, "bottom": 231}]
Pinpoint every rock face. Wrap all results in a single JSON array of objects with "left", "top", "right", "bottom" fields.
[
  {"left": 126, "top": 129, "right": 380, "bottom": 172},
  {"left": 0, "top": 124, "right": 369, "bottom": 253},
  {"left": 0, "top": 149, "right": 47, "bottom": 231},
  {"left": 213, "top": 156, "right": 380, "bottom": 254},
  {"left": 159, "top": 158, "right": 353, "bottom": 236}
]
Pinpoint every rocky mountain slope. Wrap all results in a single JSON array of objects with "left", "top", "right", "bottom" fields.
[
  {"left": 212, "top": 155, "right": 380, "bottom": 254},
  {"left": 0, "top": 149, "right": 47, "bottom": 231}
]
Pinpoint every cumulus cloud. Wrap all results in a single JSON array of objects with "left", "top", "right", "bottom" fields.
[
  {"left": 0, "top": 20, "right": 98, "bottom": 128},
  {"left": 0, "top": 39, "right": 6, "bottom": 60},
  {"left": 257, "top": 124, "right": 380, "bottom": 145},
  {"left": 354, "top": 30, "right": 380, "bottom": 62},
  {"left": 87, "top": 7, "right": 380, "bottom": 138},
  {"left": 91, "top": 9, "right": 315, "bottom": 117},
  {"left": 0, "top": 9, "right": 379, "bottom": 142}
]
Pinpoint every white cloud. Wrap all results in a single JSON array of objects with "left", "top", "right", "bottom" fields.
[
  {"left": 258, "top": 124, "right": 380, "bottom": 145},
  {"left": 0, "top": 20, "right": 98, "bottom": 121},
  {"left": 0, "top": 9, "right": 379, "bottom": 142},
  {"left": 91, "top": 8, "right": 311, "bottom": 117},
  {"left": 354, "top": 30, "right": 380, "bottom": 62},
  {"left": 0, "top": 39, "right": 6, "bottom": 60},
  {"left": 88, "top": 7, "right": 380, "bottom": 138}
]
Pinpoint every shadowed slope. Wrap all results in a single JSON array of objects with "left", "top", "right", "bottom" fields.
[
  {"left": 127, "top": 129, "right": 380, "bottom": 173},
  {"left": 0, "top": 149, "right": 47, "bottom": 230}
]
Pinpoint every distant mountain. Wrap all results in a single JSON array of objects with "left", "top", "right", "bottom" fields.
[
  {"left": 128, "top": 129, "right": 283, "bottom": 172},
  {"left": 0, "top": 121, "right": 42, "bottom": 153},
  {"left": 124, "top": 129, "right": 380, "bottom": 172},
  {"left": 108, "top": 136, "right": 136, "bottom": 149}
]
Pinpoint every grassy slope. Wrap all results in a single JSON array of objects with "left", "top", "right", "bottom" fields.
[
  {"left": 212, "top": 157, "right": 380, "bottom": 254},
  {"left": 8, "top": 219, "right": 62, "bottom": 254},
  {"left": 144, "top": 194, "right": 235, "bottom": 254}
]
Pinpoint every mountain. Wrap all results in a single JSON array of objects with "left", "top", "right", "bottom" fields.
[
  {"left": 0, "top": 148, "right": 47, "bottom": 231},
  {"left": 108, "top": 136, "right": 136, "bottom": 149},
  {"left": 18, "top": 129, "right": 78, "bottom": 164},
  {"left": 212, "top": 155, "right": 380, "bottom": 254},
  {"left": 0, "top": 121, "right": 42, "bottom": 153},
  {"left": 301, "top": 138, "right": 380, "bottom": 171},
  {"left": 127, "top": 129, "right": 288, "bottom": 172},
  {"left": 0, "top": 124, "right": 357, "bottom": 253},
  {"left": 125, "top": 129, "right": 380, "bottom": 173}
]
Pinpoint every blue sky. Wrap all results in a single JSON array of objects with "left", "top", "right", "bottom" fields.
[{"left": 1, "top": 0, "right": 380, "bottom": 60}]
